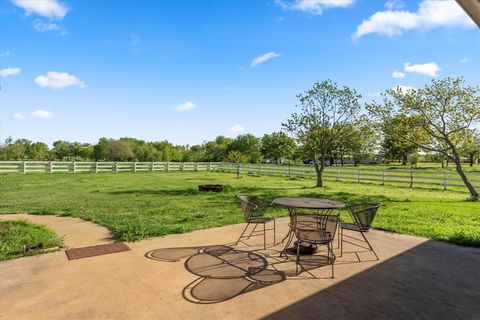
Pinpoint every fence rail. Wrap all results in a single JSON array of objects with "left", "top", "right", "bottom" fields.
[{"left": 1, "top": 161, "right": 479, "bottom": 192}]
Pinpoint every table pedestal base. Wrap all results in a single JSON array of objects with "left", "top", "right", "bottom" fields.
[{"left": 285, "top": 241, "right": 318, "bottom": 255}]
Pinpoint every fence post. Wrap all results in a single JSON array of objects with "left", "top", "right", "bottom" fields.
[
  {"left": 166, "top": 162, "right": 170, "bottom": 172},
  {"left": 114, "top": 162, "right": 118, "bottom": 173},
  {"left": 95, "top": 161, "right": 98, "bottom": 173},
  {"left": 336, "top": 168, "right": 339, "bottom": 181},
  {"left": 273, "top": 165, "right": 276, "bottom": 175},
  {"left": 357, "top": 170, "right": 360, "bottom": 183},
  {"left": 194, "top": 162, "right": 198, "bottom": 172},
  {"left": 410, "top": 170, "right": 414, "bottom": 188},
  {"left": 382, "top": 169, "right": 385, "bottom": 185},
  {"left": 443, "top": 172, "right": 448, "bottom": 191},
  {"left": 207, "top": 162, "right": 211, "bottom": 171},
  {"left": 181, "top": 162, "right": 184, "bottom": 171},
  {"left": 49, "top": 161, "right": 53, "bottom": 174},
  {"left": 302, "top": 166, "right": 305, "bottom": 177},
  {"left": 73, "top": 161, "right": 76, "bottom": 173},
  {"left": 22, "top": 161, "right": 26, "bottom": 174},
  {"left": 150, "top": 162, "right": 154, "bottom": 172},
  {"left": 134, "top": 162, "right": 137, "bottom": 173}
]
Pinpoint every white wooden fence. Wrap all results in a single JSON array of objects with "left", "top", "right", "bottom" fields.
[
  {"left": 1, "top": 161, "right": 479, "bottom": 192},
  {"left": 0, "top": 161, "right": 223, "bottom": 174}
]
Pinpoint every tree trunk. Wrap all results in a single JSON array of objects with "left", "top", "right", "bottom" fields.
[
  {"left": 313, "top": 157, "right": 324, "bottom": 187},
  {"left": 402, "top": 154, "right": 407, "bottom": 165},
  {"left": 451, "top": 148, "right": 478, "bottom": 200},
  {"left": 340, "top": 155, "right": 344, "bottom": 166},
  {"left": 469, "top": 153, "right": 474, "bottom": 167},
  {"left": 236, "top": 164, "right": 240, "bottom": 179}
]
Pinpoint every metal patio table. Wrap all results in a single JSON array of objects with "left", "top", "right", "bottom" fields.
[{"left": 273, "top": 197, "right": 346, "bottom": 256}]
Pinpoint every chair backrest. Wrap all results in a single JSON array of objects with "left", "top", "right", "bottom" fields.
[
  {"left": 292, "top": 214, "right": 339, "bottom": 243},
  {"left": 238, "top": 195, "right": 268, "bottom": 222},
  {"left": 347, "top": 204, "right": 381, "bottom": 231}
]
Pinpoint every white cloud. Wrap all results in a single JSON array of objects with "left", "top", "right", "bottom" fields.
[
  {"left": 251, "top": 52, "right": 281, "bottom": 67},
  {"left": 229, "top": 124, "right": 245, "bottom": 134},
  {"left": 12, "top": 113, "right": 26, "bottom": 120},
  {"left": 0, "top": 67, "right": 21, "bottom": 77},
  {"left": 34, "top": 71, "right": 85, "bottom": 89},
  {"left": 33, "top": 21, "right": 60, "bottom": 31},
  {"left": 385, "top": 0, "right": 403, "bottom": 10},
  {"left": 460, "top": 57, "right": 470, "bottom": 64},
  {"left": 33, "top": 21, "right": 66, "bottom": 34},
  {"left": 392, "top": 71, "right": 405, "bottom": 78},
  {"left": 353, "top": 0, "right": 474, "bottom": 39},
  {"left": 392, "top": 85, "right": 416, "bottom": 94},
  {"left": 12, "top": 0, "right": 69, "bottom": 20},
  {"left": 404, "top": 62, "right": 440, "bottom": 77},
  {"left": 276, "top": 0, "right": 354, "bottom": 15},
  {"left": 31, "top": 109, "right": 54, "bottom": 119},
  {"left": 175, "top": 101, "right": 196, "bottom": 112}
]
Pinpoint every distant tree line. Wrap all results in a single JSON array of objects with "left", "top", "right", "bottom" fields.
[
  {"left": 0, "top": 134, "right": 300, "bottom": 164},
  {"left": 1, "top": 77, "right": 479, "bottom": 197}
]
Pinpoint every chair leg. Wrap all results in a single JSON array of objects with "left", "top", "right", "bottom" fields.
[
  {"left": 360, "top": 231, "right": 379, "bottom": 260},
  {"left": 263, "top": 223, "right": 266, "bottom": 250},
  {"left": 340, "top": 227, "right": 343, "bottom": 257},
  {"left": 273, "top": 219, "right": 276, "bottom": 244},
  {"left": 337, "top": 224, "right": 340, "bottom": 249},
  {"left": 246, "top": 223, "right": 258, "bottom": 240},
  {"left": 296, "top": 239, "right": 300, "bottom": 275},
  {"left": 236, "top": 222, "right": 250, "bottom": 245}
]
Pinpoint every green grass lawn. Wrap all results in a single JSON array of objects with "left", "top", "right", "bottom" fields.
[
  {"left": 0, "top": 171, "right": 479, "bottom": 246},
  {"left": 0, "top": 220, "right": 62, "bottom": 260}
]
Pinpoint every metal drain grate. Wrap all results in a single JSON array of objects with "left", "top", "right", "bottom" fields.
[{"left": 65, "top": 242, "right": 130, "bottom": 260}]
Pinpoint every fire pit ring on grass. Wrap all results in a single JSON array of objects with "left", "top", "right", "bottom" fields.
[{"left": 198, "top": 184, "right": 224, "bottom": 192}]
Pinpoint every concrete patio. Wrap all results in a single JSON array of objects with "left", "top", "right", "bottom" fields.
[{"left": 0, "top": 215, "right": 479, "bottom": 319}]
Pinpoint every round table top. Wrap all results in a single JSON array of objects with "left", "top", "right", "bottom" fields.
[{"left": 273, "top": 197, "right": 346, "bottom": 209}]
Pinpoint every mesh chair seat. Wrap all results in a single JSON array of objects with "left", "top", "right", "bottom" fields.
[
  {"left": 340, "top": 222, "right": 368, "bottom": 232},
  {"left": 250, "top": 217, "right": 275, "bottom": 224},
  {"left": 291, "top": 227, "right": 333, "bottom": 244}
]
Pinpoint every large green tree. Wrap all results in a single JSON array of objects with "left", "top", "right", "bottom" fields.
[
  {"left": 51, "top": 140, "right": 72, "bottom": 160},
  {"left": 379, "top": 115, "right": 424, "bottom": 165},
  {"left": 260, "top": 132, "right": 296, "bottom": 164},
  {"left": 204, "top": 136, "right": 232, "bottom": 162},
  {"left": 29, "top": 142, "right": 50, "bottom": 160},
  {"left": 228, "top": 134, "right": 261, "bottom": 163},
  {"left": 106, "top": 140, "right": 134, "bottom": 161},
  {"left": 369, "top": 77, "right": 480, "bottom": 200},
  {"left": 283, "top": 80, "right": 362, "bottom": 187}
]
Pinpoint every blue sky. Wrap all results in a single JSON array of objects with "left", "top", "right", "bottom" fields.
[{"left": 1, "top": 0, "right": 479, "bottom": 146}]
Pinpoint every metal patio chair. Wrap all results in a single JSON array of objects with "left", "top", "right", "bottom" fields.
[
  {"left": 290, "top": 214, "right": 340, "bottom": 278},
  {"left": 236, "top": 195, "right": 275, "bottom": 250},
  {"left": 340, "top": 203, "right": 381, "bottom": 260}
]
